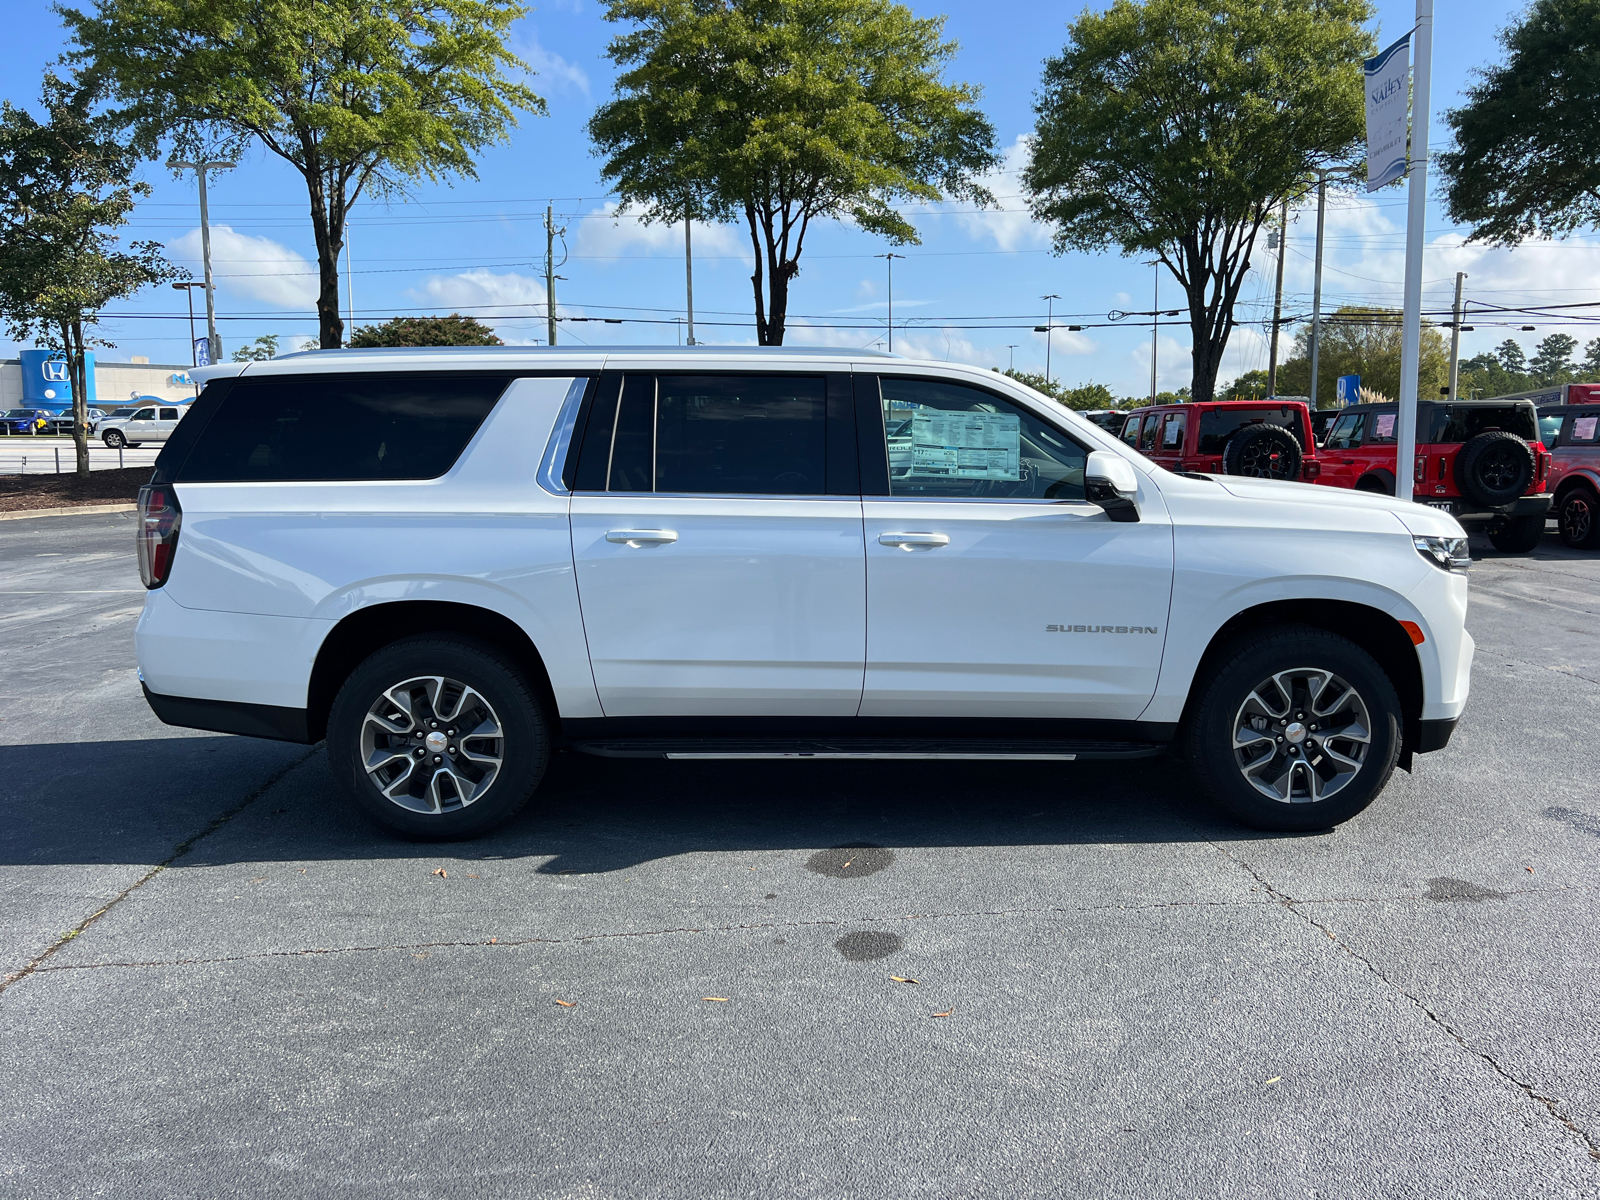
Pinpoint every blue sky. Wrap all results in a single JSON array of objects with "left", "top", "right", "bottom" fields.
[{"left": 2, "top": 0, "right": 1588, "bottom": 396}]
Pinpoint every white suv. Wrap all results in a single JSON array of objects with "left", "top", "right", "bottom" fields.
[{"left": 134, "top": 348, "right": 1473, "bottom": 838}]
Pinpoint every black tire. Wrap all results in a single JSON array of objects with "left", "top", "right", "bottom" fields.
[
  {"left": 1182, "top": 625, "right": 1403, "bottom": 832},
  {"left": 1557, "top": 486, "right": 1600, "bottom": 549},
  {"left": 1355, "top": 474, "right": 1393, "bottom": 495},
  {"left": 1222, "top": 424, "right": 1302, "bottom": 480},
  {"left": 326, "top": 634, "right": 549, "bottom": 840},
  {"left": 102, "top": 430, "right": 126, "bottom": 449},
  {"left": 1454, "top": 431, "right": 1534, "bottom": 507},
  {"left": 1488, "top": 513, "right": 1545, "bottom": 553}
]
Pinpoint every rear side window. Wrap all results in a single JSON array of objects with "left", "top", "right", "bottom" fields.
[
  {"left": 159, "top": 408, "right": 179, "bottom": 420},
  {"left": 1161, "top": 412, "right": 1186, "bottom": 449},
  {"left": 173, "top": 373, "right": 512, "bottom": 483},
  {"left": 584, "top": 373, "right": 829, "bottom": 495},
  {"left": 1571, "top": 411, "right": 1600, "bottom": 443},
  {"left": 1429, "top": 404, "right": 1538, "bottom": 443},
  {"left": 1196, "top": 406, "right": 1300, "bottom": 454}
]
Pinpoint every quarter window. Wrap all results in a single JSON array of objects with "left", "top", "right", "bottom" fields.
[
  {"left": 1571, "top": 412, "right": 1600, "bottom": 443},
  {"left": 878, "top": 377, "right": 1086, "bottom": 501}
]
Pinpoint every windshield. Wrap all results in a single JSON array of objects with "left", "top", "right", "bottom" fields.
[
  {"left": 4, "top": 410, "right": 38, "bottom": 419},
  {"left": 109, "top": 407, "right": 139, "bottom": 417}
]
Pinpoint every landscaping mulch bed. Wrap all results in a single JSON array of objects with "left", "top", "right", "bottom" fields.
[{"left": 0, "top": 467, "right": 150, "bottom": 512}]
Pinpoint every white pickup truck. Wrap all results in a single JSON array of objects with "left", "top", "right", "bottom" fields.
[{"left": 133, "top": 348, "right": 1473, "bottom": 838}]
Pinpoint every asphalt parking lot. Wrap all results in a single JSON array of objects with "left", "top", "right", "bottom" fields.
[{"left": 2, "top": 512, "right": 1598, "bottom": 1198}]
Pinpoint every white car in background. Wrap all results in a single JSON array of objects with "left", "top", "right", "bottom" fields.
[
  {"left": 100, "top": 401, "right": 187, "bottom": 448},
  {"left": 132, "top": 347, "right": 1474, "bottom": 840}
]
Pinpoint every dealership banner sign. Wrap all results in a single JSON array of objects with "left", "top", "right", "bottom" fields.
[{"left": 1365, "top": 33, "right": 1412, "bottom": 192}]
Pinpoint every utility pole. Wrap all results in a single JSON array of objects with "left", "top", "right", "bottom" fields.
[
  {"left": 684, "top": 208, "right": 696, "bottom": 346},
  {"left": 1041, "top": 294, "right": 1060, "bottom": 382},
  {"left": 1395, "top": 0, "right": 1434, "bottom": 503},
  {"left": 1150, "top": 262, "right": 1159, "bottom": 403},
  {"left": 876, "top": 254, "right": 904, "bottom": 352},
  {"left": 168, "top": 159, "right": 234, "bottom": 364},
  {"left": 546, "top": 205, "right": 559, "bottom": 346},
  {"left": 1267, "top": 197, "right": 1289, "bottom": 395},
  {"left": 1447, "top": 271, "right": 1467, "bottom": 399},
  {"left": 1309, "top": 170, "right": 1331, "bottom": 410}
]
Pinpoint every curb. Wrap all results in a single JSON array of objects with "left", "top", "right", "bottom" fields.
[{"left": 0, "top": 502, "right": 138, "bottom": 521}]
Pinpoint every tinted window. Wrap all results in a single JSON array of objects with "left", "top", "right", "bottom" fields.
[
  {"left": 1196, "top": 406, "right": 1301, "bottom": 454},
  {"left": 159, "top": 408, "right": 180, "bottom": 420},
  {"left": 1138, "top": 413, "right": 1160, "bottom": 452},
  {"left": 1429, "top": 404, "right": 1538, "bottom": 443},
  {"left": 1324, "top": 412, "right": 1365, "bottom": 450},
  {"left": 174, "top": 373, "right": 510, "bottom": 483},
  {"left": 879, "top": 377, "right": 1086, "bottom": 501},
  {"left": 1571, "top": 411, "right": 1600, "bottom": 444},
  {"left": 587, "top": 374, "right": 828, "bottom": 495},
  {"left": 133, "top": 408, "right": 156, "bottom": 420}
]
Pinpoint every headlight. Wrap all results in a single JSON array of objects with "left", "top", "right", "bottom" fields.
[{"left": 1414, "top": 535, "right": 1470, "bottom": 572}]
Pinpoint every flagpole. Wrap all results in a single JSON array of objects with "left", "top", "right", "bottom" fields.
[{"left": 1395, "top": 0, "right": 1433, "bottom": 503}]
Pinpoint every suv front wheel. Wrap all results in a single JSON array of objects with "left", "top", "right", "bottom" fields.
[
  {"left": 327, "top": 635, "right": 549, "bottom": 839},
  {"left": 1183, "top": 626, "right": 1402, "bottom": 832}
]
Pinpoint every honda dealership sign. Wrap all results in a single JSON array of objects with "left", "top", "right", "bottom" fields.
[
  {"left": 1364, "top": 33, "right": 1412, "bottom": 192},
  {"left": 18, "top": 349, "right": 97, "bottom": 410}
]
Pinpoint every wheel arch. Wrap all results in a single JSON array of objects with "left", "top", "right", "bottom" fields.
[
  {"left": 306, "top": 601, "right": 562, "bottom": 744},
  {"left": 1553, "top": 469, "right": 1600, "bottom": 503},
  {"left": 1181, "top": 598, "right": 1424, "bottom": 770},
  {"left": 1355, "top": 469, "right": 1395, "bottom": 494}
]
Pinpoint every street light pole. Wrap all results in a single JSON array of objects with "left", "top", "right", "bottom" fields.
[
  {"left": 1041, "top": 294, "right": 1060, "bottom": 382},
  {"left": 172, "top": 282, "right": 204, "bottom": 394},
  {"left": 684, "top": 215, "right": 696, "bottom": 346},
  {"left": 876, "top": 254, "right": 904, "bottom": 352},
  {"left": 168, "top": 160, "right": 234, "bottom": 364},
  {"left": 1150, "top": 262, "right": 1159, "bottom": 403},
  {"left": 1447, "top": 272, "right": 1467, "bottom": 399}
]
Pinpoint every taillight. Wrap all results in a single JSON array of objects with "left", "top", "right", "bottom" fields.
[
  {"left": 136, "top": 483, "right": 182, "bottom": 589},
  {"left": 1301, "top": 460, "right": 1321, "bottom": 479}
]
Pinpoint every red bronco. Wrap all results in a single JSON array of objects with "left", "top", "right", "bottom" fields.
[
  {"left": 1539, "top": 401, "right": 1600, "bottom": 549},
  {"left": 1118, "top": 400, "right": 1320, "bottom": 480},
  {"left": 1315, "top": 397, "right": 1552, "bottom": 553}
]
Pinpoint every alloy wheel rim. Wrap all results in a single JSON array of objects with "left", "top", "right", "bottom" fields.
[
  {"left": 1231, "top": 667, "right": 1371, "bottom": 804},
  {"left": 359, "top": 675, "right": 504, "bottom": 814},
  {"left": 1564, "top": 496, "right": 1592, "bottom": 542},
  {"left": 1238, "top": 433, "right": 1292, "bottom": 478}
]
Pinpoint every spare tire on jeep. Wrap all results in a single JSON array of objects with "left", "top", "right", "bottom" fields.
[
  {"left": 1454, "top": 431, "right": 1534, "bottom": 507},
  {"left": 1222, "top": 424, "right": 1302, "bottom": 480}
]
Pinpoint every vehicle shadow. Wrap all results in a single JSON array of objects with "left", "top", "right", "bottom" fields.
[{"left": 0, "top": 735, "right": 1295, "bottom": 874}]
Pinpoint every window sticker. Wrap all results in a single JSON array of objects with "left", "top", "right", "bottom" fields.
[
  {"left": 1374, "top": 413, "right": 1396, "bottom": 439},
  {"left": 906, "top": 409, "right": 1021, "bottom": 479},
  {"left": 1574, "top": 416, "right": 1598, "bottom": 442}
]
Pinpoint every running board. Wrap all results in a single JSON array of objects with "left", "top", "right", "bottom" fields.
[{"left": 568, "top": 738, "right": 1167, "bottom": 761}]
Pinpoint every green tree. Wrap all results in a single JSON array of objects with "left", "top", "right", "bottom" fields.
[
  {"left": 1024, "top": 0, "right": 1372, "bottom": 403},
  {"left": 1275, "top": 306, "right": 1448, "bottom": 403},
  {"left": 231, "top": 332, "right": 279, "bottom": 361},
  {"left": 1457, "top": 351, "right": 1530, "bottom": 399},
  {"left": 64, "top": 0, "right": 543, "bottom": 350},
  {"left": 997, "top": 370, "right": 1117, "bottom": 410},
  {"left": 589, "top": 0, "right": 998, "bottom": 345},
  {"left": 348, "top": 313, "right": 504, "bottom": 347},
  {"left": 1497, "top": 339, "right": 1528, "bottom": 375},
  {"left": 1529, "top": 332, "right": 1578, "bottom": 384},
  {"left": 1583, "top": 337, "right": 1600, "bottom": 378},
  {"left": 1440, "top": 0, "right": 1600, "bottom": 245},
  {"left": 1220, "top": 368, "right": 1270, "bottom": 400},
  {"left": 0, "top": 72, "right": 178, "bottom": 476}
]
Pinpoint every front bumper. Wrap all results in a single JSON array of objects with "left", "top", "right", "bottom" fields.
[{"left": 1415, "top": 494, "right": 1551, "bottom": 524}]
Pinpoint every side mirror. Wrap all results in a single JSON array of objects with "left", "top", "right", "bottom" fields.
[{"left": 1085, "top": 450, "right": 1140, "bottom": 523}]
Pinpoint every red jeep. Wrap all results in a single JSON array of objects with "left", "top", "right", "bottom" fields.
[
  {"left": 1117, "top": 400, "right": 1320, "bottom": 480},
  {"left": 1540, "top": 402, "right": 1600, "bottom": 548},
  {"left": 1315, "top": 398, "right": 1553, "bottom": 552}
]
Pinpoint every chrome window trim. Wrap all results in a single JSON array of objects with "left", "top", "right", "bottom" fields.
[{"left": 535, "top": 376, "right": 591, "bottom": 496}]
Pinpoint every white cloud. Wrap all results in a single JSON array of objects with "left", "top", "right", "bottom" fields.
[
  {"left": 517, "top": 29, "right": 589, "bottom": 96},
  {"left": 949, "top": 135, "right": 1052, "bottom": 253},
  {"left": 171, "top": 226, "right": 318, "bottom": 308},
  {"left": 574, "top": 203, "right": 749, "bottom": 264}
]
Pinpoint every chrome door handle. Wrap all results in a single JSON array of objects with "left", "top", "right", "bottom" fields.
[
  {"left": 605, "top": 529, "right": 679, "bottom": 546},
  {"left": 878, "top": 532, "right": 950, "bottom": 549}
]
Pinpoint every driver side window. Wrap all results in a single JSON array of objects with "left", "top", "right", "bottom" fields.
[{"left": 878, "top": 376, "right": 1086, "bottom": 501}]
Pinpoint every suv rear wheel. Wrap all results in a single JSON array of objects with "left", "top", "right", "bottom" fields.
[
  {"left": 1182, "top": 626, "right": 1402, "bottom": 832},
  {"left": 327, "top": 634, "right": 549, "bottom": 839},
  {"left": 1488, "top": 513, "right": 1545, "bottom": 554},
  {"left": 1558, "top": 485, "right": 1600, "bottom": 549}
]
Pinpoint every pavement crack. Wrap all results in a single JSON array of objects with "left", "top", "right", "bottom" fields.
[
  {"left": 1474, "top": 646, "right": 1600, "bottom": 689},
  {"left": 0, "top": 747, "right": 321, "bottom": 996},
  {"left": 1209, "top": 842, "right": 1600, "bottom": 1164}
]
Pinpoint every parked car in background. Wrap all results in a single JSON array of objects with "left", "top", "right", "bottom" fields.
[
  {"left": 1, "top": 408, "right": 53, "bottom": 435},
  {"left": 48, "top": 408, "right": 110, "bottom": 436},
  {"left": 100, "top": 403, "right": 187, "bottom": 448},
  {"left": 1315, "top": 398, "right": 1551, "bottom": 552},
  {"left": 1540, "top": 402, "right": 1600, "bottom": 549},
  {"left": 1079, "top": 409, "right": 1128, "bottom": 433},
  {"left": 1118, "top": 399, "right": 1320, "bottom": 481},
  {"left": 1310, "top": 408, "right": 1340, "bottom": 446}
]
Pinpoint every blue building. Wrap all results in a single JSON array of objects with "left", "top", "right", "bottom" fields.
[{"left": 17, "top": 349, "right": 98, "bottom": 413}]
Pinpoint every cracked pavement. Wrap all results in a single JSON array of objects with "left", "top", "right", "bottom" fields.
[{"left": 2, "top": 513, "right": 1598, "bottom": 1198}]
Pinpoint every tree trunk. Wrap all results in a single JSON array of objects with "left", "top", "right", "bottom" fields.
[
  {"left": 744, "top": 202, "right": 770, "bottom": 344},
  {"left": 303, "top": 161, "right": 345, "bottom": 349},
  {"left": 64, "top": 318, "right": 89, "bottom": 477}
]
